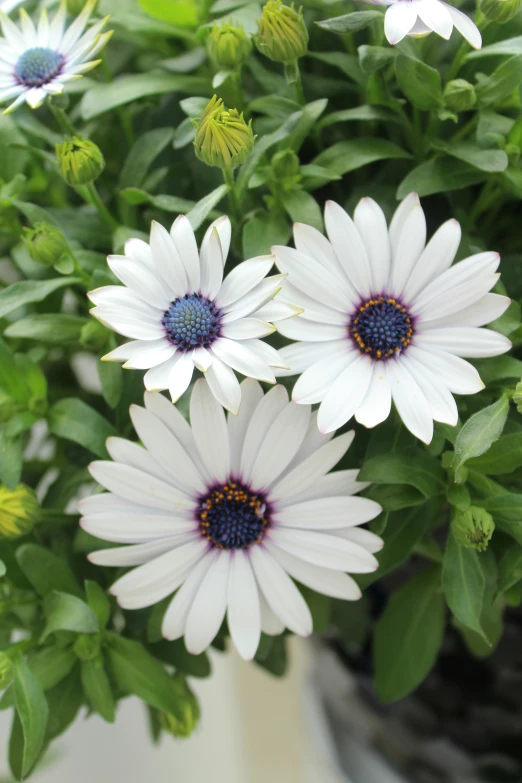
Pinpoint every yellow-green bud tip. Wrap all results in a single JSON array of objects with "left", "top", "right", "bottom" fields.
[
  {"left": 193, "top": 95, "right": 255, "bottom": 170},
  {"left": 479, "top": 0, "right": 521, "bottom": 23},
  {"left": 0, "top": 652, "right": 15, "bottom": 690},
  {"left": 207, "top": 22, "right": 252, "bottom": 69},
  {"left": 0, "top": 485, "right": 39, "bottom": 540},
  {"left": 256, "top": 0, "right": 308, "bottom": 63},
  {"left": 160, "top": 675, "right": 200, "bottom": 738},
  {"left": 22, "top": 222, "right": 68, "bottom": 268},
  {"left": 56, "top": 136, "right": 105, "bottom": 186},
  {"left": 452, "top": 507, "right": 495, "bottom": 552},
  {"left": 443, "top": 79, "right": 477, "bottom": 112}
]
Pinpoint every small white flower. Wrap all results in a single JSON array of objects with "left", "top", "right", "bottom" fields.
[
  {"left": 90, "top": 215, "right": 300, "bottom": 415},
  {"left": 273, "top": 194, "right": 511, "bottom": 444},
  {"left": 79, "top": 381, "right": 382, "bottom": 660},
  {"left": 369, "top": 0, "right": 481, "bottom": 48},
  {"left": 0, "top": 0, "right": 112, "bottom": 113}
]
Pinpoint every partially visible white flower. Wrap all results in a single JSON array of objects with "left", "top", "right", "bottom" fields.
[
  {"left": 80, "top": 381, "right": 382, "bottom": 660},
  {"left": 0, "top": 0, "right": 23, "bottom": 15},
  {"left": 0, "top": 0, "right": 112, "bottom": 113},
  {"left": 367, "top": 0, "right": 481, "bottom": 48},
  {"left": 273, "top": 194, "right": 511, "bottom": 444},
  {"left": 89, "top": 215, "right": 300, "bottom": 415}
]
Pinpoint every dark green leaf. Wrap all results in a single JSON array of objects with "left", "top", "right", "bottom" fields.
[
  {"left": 308, "top": 52, "right": 365, "bottom": 85},
  {"left": 358, "top": 449, "right": 444, "bottom": 497},
  {"left": 453, "top": 396, "right": 510, "bottom": 482},
  {"left": 467, "top": 35, "right": 522, "bottom": 59},
  {"left": 446, "top": 483, "right": 471, "bottom": 511},
  {"left": 480, "top": 493, "right": 522, "bottom": 543},
  {"left": 282, "top": 190, "right": 323, "bottom": 232},
  {"left": 358, "top": 45, "right": 398, "bottom": 74},
  {"left": 432, "top": 140, "right": 508, "bottom": 173},
  {"left": 237, "top": 112, "right": 302, "bottom": 196},
  {"left": 318, "top": 103, "right": 399, "bottom": 129},
  {"left": 373, "top": 567, "right": 444, "bottom": 702},
  {"left": 152, "top": 640, "right": 212, "bottom": 678},
  {"left": 474, "top": 355, "right": 522, "bottom": 384},
  {"left": 397, "top": 157, "right": 486, "bottom": 199},
  {"left": 443, "top": 531, "right": 487, "bottom": 640},
  {"left": 29, "top": 646, "right": 77, "bottom": 692},
  {"left": 85, "top": 580, "right": 111, "bottom": 630},
  {"left": 396, "top": 55, "right": 443, "bottom": 110},
  {"left": 497, "top": 545, "right": 522, "bottom": 596},
  {"left": 280, "top": 99, "right": 328, "bottom": 153},
  {"left": 119, "top": 188, "right": 194, "bottom": 212},
  {"left": 475, "top": 54, "right": 522, "bottom": 106},
  {"left": 242, "top": 211, "right": 291, "bottom": 258},
  {"left": 43, "top": 592, "right": 99, "bottom": 639},
  {"left": 467, "top": 433, "right": 522, "bottom": 475},
  {"left": 13, "top": 659, "right": 49, "bottom": 778},
  {"left": 0, "top": 277, "right": 80, "bottom": 320},
  {"left": 254, "top": 635, "right": 288, "bottom": 676},
  {"left": 312, "top": 138, "right": 410, "bottom": 181},
  {"left": 44, "top": 667, "right": 83, "bottom": 741},
  {"left": 16, "top": 544, "right": 82, "bottom": 598},
  {"left": 0, "top": 429, "right": 23, "bottom": 490},
  {"left": 81, "top": 657, "right": 115, "bottom": 723},
  {"left": 119, "top": 128, "right": 174, "bottom": 190},
  {"left": 0, "top": 339, "right": 29, "bottom": 401},
  {"left": 186, "top": 184, "right": 229, "bottom": 232},
  {"left": 365, "top": 483, "right": 425, "bottom": 511},
  {"left": 5, "top": 314, "right": 87, "bottom": 345},
  {"left": 98, "top": 339, "right": 123, "bottom": 409},
  {"left": 48, "top": 398, "right": 117, "bottom": 459},
  {"left": 316, "top": 10, "right": 383, "bottom": 33}
]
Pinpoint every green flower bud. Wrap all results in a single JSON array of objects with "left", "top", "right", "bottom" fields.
[
  {"left": 160, "top": 675, "right": 200, "bottom": 738},
  {"left": 452, "top": 506, "right": 495, "bottom": 551},
  {"left": 21, "top": 222, "right": 68, "bottom": 268},
  {"left": 0, "top": 652, "right": 15, "bottom": 690},
  {"left": 207, "top": 23, "right": 252, "bottom": 69},
  {"left": 193, "top": 95, "right": 255, "bottom": 170},
  {"left": 479, "top": 0, "right": 521, "bottom": 23},
  {"left": 257, "top": 0, "right": 308, "bottom": 64},
  {"left": 0, "top": 485, "right": 39, "bottom": 540},
  {"left": 80, "top": 319, "right": 109, "bottom": 352},
  {"left": 271, "top": 149, "right": 300, "bottom": 180},
  {"left": 73, "top": 634, "right": 101, "bottom": 661},
  {"left": 68, "top": 0, "right": 99, "bottom": 12},
  {"left": 443, "top": 79, "right": 477, "bottom": 112},
  {"left": 56, "top": 136, "right": 105, "bottom": 186},
  {"left": 514, "top": 380, "right": 522, "bottom": 413}
]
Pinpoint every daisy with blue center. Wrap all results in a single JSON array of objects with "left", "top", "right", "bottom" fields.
[
  {"left": 0, "top": 0, "right": 112, "bottom": 113},
  {"left": 89, "top": 214, "right": 301, "bottom": 414},
  {"left": 273, "top": 194, "right": 512, "bottom": 444},
  {"left": 79, "top": 380, "right": 383, "bottom": 660}
]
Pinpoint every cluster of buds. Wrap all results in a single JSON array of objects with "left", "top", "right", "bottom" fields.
[
  {"left": 56, "top": 136, "right": 105, "bottom": 186},
  {"left": 0, "top": 485, "right": 39, "bottom": 540},
  {"left": 193, "top": 95, "right": 255, "bottom": 170},
  {"left": 452, "top": 507, "right": 495, "bottom": 552},
  {"left": 256, "top": 0, "right": 308, "bottom": 63}
]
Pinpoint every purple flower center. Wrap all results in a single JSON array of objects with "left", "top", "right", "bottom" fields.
[
  {"left": 350, "top": 296, "right": 414, "bottom": 360},
  {"left": 198, "top": 481, "right": 270, "bottom": 550}
]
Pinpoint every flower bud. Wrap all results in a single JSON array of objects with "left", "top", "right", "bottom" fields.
[
  {"left": 0, "top": 485, "right": 39, "bottom": 540},
  {"left": 0, "top": 652, "right": 15, "bottom": 690},
  {"left": 452, "top": 506, "right": 495, "bottom": 551},
  {"left": 443, "top": 79, "right": 477, "bottom": 112},
  {"left": 271, "top": 149, "right": 300, "bottom": 180},
  {"left": 193, "top": 95, "right": 255, "bottom": 170},
  {"left": 73, "top": 634, "right": 101, "bottom": 661},
  {"left": 479, "top": 0, "right": 521, "bottom": 22},
  {"left": 207, "top": 23, "right": 252, "bottom": 69},
  {"left": 80, "top": 319, "right": 109, "bottom": 352},
  {"left": 68, "top": 0, "right": 99, "bottom": 12},
  {"left": 56, "top": 136, "right": 105, "bottom": 186},
  {"left": 257, "top": 0, "right": 308, "bottom": 64},
  {"left": 160, "top": 675, "right": 200, "bottom": 738},
  {"left": 22, "top": 222, "right": 68, "bottom": 268}
]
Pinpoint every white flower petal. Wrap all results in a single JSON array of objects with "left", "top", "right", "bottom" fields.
[
  {"left": 240, "top": 385, "right": 288, "bottom": 482},
  {"left": 227, "top": 550, "right": 261, "bottom": 661},
  {"left": 254, "top": 300, "right": 303, "bottom": 322},
  {"left": 221, "top": 317, "right": 275, "bottom": 341},
  {"left": 416, "top": 0, "right": 453, "bottom": 38},
  {"left": 91, "top": 306, "right": 164, "bottom": 341},
  {"left": 353, "top": 197, "right": 391, "bottom": 294},
  {"left": 162, "top": 551, "right": 218, "bottom": 640},
  {"left": 317, "top": 354, "right": 374, "bottom": 433},
  {"left": 78, "top": 493, "right": 148, "bottom": 516},
  {"left": 200, "top": 226, "right": 223, "bottom": 300},
  {"left": 170, "top": 214, "right": 200, "bottom": 291},
  {"left": 278, "top": 280, "right": 348, "bottom": 325},
  {"left": 48, "top": 0, "right": 66, "bottom": 50},
  {"left": 391, "top": 200, "right": 426, "bottom": 295},
  {"left": 215, "top": 256, "right": 274, "bottom": 309},
  {"left": 273, "top": 495, "right": 382, "bottom": 529},
  {"left": 259, "top": 591, "right": 285, "bottom": 636},
  {"left": 221, "top": 274, "right": 287, "bottom": 322},
  {"left": 417, "top": 275, "right": 500, "bottom": 322},
  {"left": 88, "top": 461, "right": 194, "bottom": 512},
  {"left": 25, "top": 87, "right": 46, "bottom": 109},
  {"left": 403, "top": 219, "right": 461, "bottom": 303},
  {"left": 123, "top": 340, "right": 176, "bottom": 370},
  {"left": 250, "top": 401, "right": 310, "bottom": 490},
  {"left": 384, "top": 1, "right": 417, "bottom": 45},
  {"left": 211, "top": 337, "right": 275, "bottom": 384},
  {"left": 292, "top": 350, "right": 357, "bottom": 404},
  {"left": 150, "top": 220, "right": 188, "bottom": 299},
  {"left": 168, "top": 352, "right": 194, "bottom": 403},
  {"left": 125, "top": 237, "right": 155, "bottom": 271},
  {"left": 408, "top": 345, "right": 484, "bottom": 394},
  {"left": 389, "top": 193, "right": 420, "bottom": 258},
  {"left": 412, "top": 252, "right": 499, "bottom": 315},
  {"left": 274, "top": 245, "right": 353, "bottom": 313},
  {"left": 324, "top": 200, "right": 373, "bottom": 297},
  {"left": 107, "top": 256, "right": 169, "bottom": 310},
  {"left": 425, "top": 293, "right": 510, "bottom": 329},
  {"left": 228, "top": 378, "right": 264, "bottom": 475},
  {"left": 442, "top": 1, "right": 481, "bottom": 48},
  {"left": 355, "top": 363, "right": 392, "bottom": 429},
  {"left": 277, "top": 316, "right": 347, "bottom": 342},
  {"left": 415, "top": 327, "right": 511, "bottom": 358},
  {"left": 241, "top": 338, "right": 287, "bottom": 370},
  {"left": 250, "top": 546, "right": 312, "bottom": 636},
  {"left": 192, "top": 346, "right": 213, "bottom": 372},
  {"left": 401, "top": 354, "right": 458, "bottom": 426},
  {"left": 88, "top": 285, "right": 163, "bottom": 314},
  {"left": 81, "top": 513, "right": 194, "bottom": 544},
  {"left": 283, "top": 411, "right": 335, "bottom": 474},
  {"left": 294, "top": 470, "right": 370, "bottom": 502},
  {"left": 388, "top": 359, "right": 433, "bottom": 443},
  {"left": 266, "top": 543, "right": 362, "bottom": 600},
  {"left": 269, "top": 528, "right": 378, "bottom": 572},
  {"left": 276, "top": 340, "right": 348, "bottom": 377},
  {"left": 334, "top": 527, "right": 384, "bottom": 555},
  {"left": 105, "top": 436, "right": 172, "bottom": 484},
  {"left": 190, "top": 378, "right": 230, "bottom": 484},
  {"left": 200, "top": 216, "right": 231, "bottom": 272},
  {"left": 185, "top": 550, "right": 230, "bottom": 655},
  {"left": 144, "top": 354, "right": 181, "bottom": 392},
  {"left": 58, "top": 0, "right": 93, "bottom": 53},
  {"left": 293, "top": 221, "right": 344, "bottom": 278},
  {"left": 89, "top": 535, "right": 190, "bottom": 568},
  {"left": 204, "top": 356, "right": 241, "bottom": 415}
]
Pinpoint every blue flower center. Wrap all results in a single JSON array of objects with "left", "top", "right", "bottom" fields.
[
  {"left": 350, "top": 296, "right": 414, "bottom": 360},
  {"left": 198, "top": 482, "right": 269, "bottom": 550},
  {"left": 15, "top": 47, "right": 64, "bottom": 87},
  {"left": 162, "top": 294, "right": 222, "bottom": 351}
]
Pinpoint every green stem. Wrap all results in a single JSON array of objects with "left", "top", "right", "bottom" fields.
[
  {"left": 450, "top": 113, "right": 479, "bottom": 143},
  {"left": 84, "top": 181, "right": 119, "bottom": 231},
  {"left": 223, "top": 167, "right": 239, "bottom": 222},
  {"left": 469, "top": 178, "right": 500, "bottom": 225},
  {"left": 284, "top": 60, "right": 305, "bottom": 105},
  {"left": 47, "top": 96, "right": 75, "bottom": 136}
]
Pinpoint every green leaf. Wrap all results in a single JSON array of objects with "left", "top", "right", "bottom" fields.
[
  {"left": 0, "top": 340, "right": 29, "bottom": 403},
  {"left": 15, "top": 354, "right": 47, "bottom": 401},
  {"left": 16, "top": 544, "right": 82, "bottom": 598},
  {"left": 358, "top": 449, "right": 444, "bottom": 497},
  {"left": 282, "top": 190, "right": 323, "bottom": 232},
  {"left": 396, "top": 55, "right": 443, "bottom": 110},
  {"left": 373, "top": 567, "right": 444, "bottom": 703},
  {"left": 48, "top": 398, "right": 117, "bottom": 459},
  {"left": 443, "top": 531, "right": 488, "bottom": 640},
  {"left": 318, "top": 103, "right": 399, "bottom": 129},
  {"left": 5, "top": 314, "right": 87, "bottom": 345},
  {"left": 467, "top": 35, "right": 522, "bottom": 59},
  {"left": 81, "top": 657, "right": 115, "bottom": 723},
  {"left": 365, "top": 483, "right": 425, "bottom": 512},
  {"left": 12, "top": 659, "right": 49, "bottom": 779},
  {"left": 432, "top": 140, "right": 508, "bottom": 173},
  {"left": 106, "top": 633, "right": 185, "bottom": 721},
  {"left": 0, "top": 277, "right": 80, "bottom": 320},
  {"left": 85, "top": 580, "right": 111, "bottom": 630},
  {"left": 242, "top": 211, "right": 291, "bottom": 259},
  {"left": 397, "top": 157, "right": 486, "bottom": 199},
  {"left": 186, "top": 184, "right": 229, "bottom": 232},
  {"left": 308, "top": 53, "right": 365, "bottom": 86},
  {"left": 119, "top": 188, "right": 194, "bottom": 212},
  {"left": 453, "top": 396, "right": 510, "bottom": 482},
  {"left": 0, "top": 559, "right": 5, "bottom": 577},
  {"left": 138, "top": 0, "right": 198, "bottom": 26},
  {"left": 0, "top": 428, "right": 22, "bottom": 490},
  {"left": 480, "top": 493, "right": 522, "bottom": 543},
  {"left": 98, "top": 336, "right": 123, "bottom": 410},
  {"left": 28, "top": 647, "right": 77, "bottom": 693},
  {"left": 152, "top": 640, "right": 212, "bottom": 678},
  {"left": 312, "top": 138, "right": 410, "bottom": 181},
  {"left": 44, "top": 667, "right": 83, "bottom": 741},
  {"left": 446, "top": 483, "right": 471, "bottom": 511},
  {"left": 497, "top": 545, "right": 522, "bottom": 596},
  {"left": 475, "top": 54, "right": 522, "bottom": 106},
  {"left": 474, "top": 355, "right": 522, "bottom": 384},
  {"left": 119, "top": 128, "right": 174, "bottom": 190},
  {"left": 81, "top": 73, "right": 208, "bottom": 120},
  {"left": 280, "top": 99, "right": 328, "bottom": 153},
  {"left": 467, "top": 433, "right": 522, "bottom": 475},
  {"left": 358, "top": 45, "right": 397, "bottom": 74},
  {"left": 316, "top": 10, "right": 383, "bottom": 33},
  {"left": 174, "top": 116, "right": 196, "bottom": 149},
  {"left": 43, "top": 592, "right": 99, "bottom": 639},
  {"left": 236, "top": 112, "right": 302, "bottom": 196}
]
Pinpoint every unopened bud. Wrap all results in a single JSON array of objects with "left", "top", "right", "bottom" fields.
[
  {"left": 207, "top": 23, "right": 252, "bottom": 69},
  {"left": 257, "top": 0, "right": 308, "bottom": 63},
  {"left": 56, "top": 136, "right": 105, "bottom": 186},
  {"left": 480, "top": 0, "right": 521, "bottom": 22},
  {"left": 452, "top": 506, "right": 495, "bottom": 551},
  {"left": 444, "top": 79, "right": 477, "bottom": 112},
  {"left": 0, "top": 485, "right": 38, "bottom": 540},
  {"left": 193, "top": 95, "right": 255, "bottom": 170},
  {"left": 0, "top": 652, "right": 15, "bottom": 690},
  {"left": 22, "top": 222, "right": 68, "bottom": 268},
  {"left": 80, "top": 319, "right": 109, "bottom": 352},
  {"left": 73, "top": 634, "right": 101, "bottom": 661},
  {"left": 160, "top": 674, "right": 200, "bottom": 738}
]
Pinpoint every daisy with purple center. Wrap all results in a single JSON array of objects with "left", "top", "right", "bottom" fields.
[
  {"left": 79, "top": 380, "right": 382, "bottom": 660},
  {"left": 273, "top": 194, "right": 511, "bottom": 444}
]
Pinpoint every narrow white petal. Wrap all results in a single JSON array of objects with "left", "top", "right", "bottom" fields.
[
  {"left": 255, "top": 300, "right": 303, "bottom": 322},
  {"left": 89, "top": 536, "right": 183, "bottom": 568},
  {"left": 185, "top": 551, "right": 230, "bottom": 655},
  {"left": 443, "top": 1, "right": 481, "bottom": 48},
  {"left": 190, "top": 378, "right": 230, "bottom": 483},
  {"left": 124, "top": 238, "right": 155, "bottom": 271},
  {"left": 269, "top": 528, "right": 378, "bottom": 573},
  {"left": 293, "top": 350, "right": 357, "bottom": 405},
  {"left": 228, "top": 378, "right": 264, "bottom": 474},
  {"left": 150, "top": 220, "right": 188, "bottom": 299},
  {"left": 276, "top": 340, "right": 348, "bottom": 377},
  {"left": 106, "top": 436, "right": 172, "bottom": 484},
  {"left": 78, "top": 493, "right": 151, "bottom": 516},
  {"left": 91, "top": 307, "right": 164, "bottom": 341},
  {"left": 249, "top": 402, "right": 311, "bottom": 490},
  {"left": 107, "top": 256, "right": 169, "bottom": 310},
  {"left": 355, "top": 363, "right": 392, "bottom": 429},
  {"left": 88, "top": 285, "right": 162, "bottom": 314},
  {"left": 412, "top": 251, "right": 499, "bottom": 314},
  {"left": 335, "top": 527, "right": 384, "bottom": 555},
  {"left": 58, "top": 0, "right": 94, "bottom": 54},
  {"left": 408, "top": 345, "right": 484, "bottom": 395},
  {"left": 416, "top": 0, "right": 453, "bottom": 38},
  {"left": 425, "top": 293, "right": 510, "bottom": 329},
  {"left": 88, "top": 461, "right": 194, "bottom": 512},
  {"left": 162, "top": 551, "right": 218, "bottom": 640},
  {"left": 416, "top": 275, "right": 500, "bottom": 321},
  {"left": 200, "top": 227, "right": 223, "bottom": 300},
  {"left": 353, "top": 197, "right": 391, "bottom": 294},
  {"left": 278, "top": 280, "right": 348, "bottom": 325},
  {"left": 19, "top": 9, "right": 37, "bottom": 47},
  {"left": 277, "top": 316, "right": 347, "bottom": 342},
  {"left": 215, "top": 256, "right": 274, "bottom": 310},
  {"left": 403, "top": 219, "right": 461, "bottom": 303},
  {"left": 144, "top": 354, "right": 181, "bottom": 392},
  {"left": 283, "top": 411, "right": 335, "bottom": 474},
  {"left": 168, "top": 352, "right": 194, "bottom": 403},
  {"left": 388, "top": 359, "right": 433, "bottom": 443},
  {"left": 242, "top": 338, "right": 287, "bottom": 370},
  {"left": 324, "top": 201, "right": 372, "bottom": 297},
  {"left": 266, "top": 543, "right": 362, "bottom": 600},
  {"left": 170, "top": 214, "right": 200, "bottom": 291},
  {"left": 317, "top": 354, "right": 374, "bottom": 433},
  {"left": 81, "top": 514, "right": 194, "bottom": 544},
  {"left": 192, "top": 346, "right": 213, "bottom": 372},
  {"left": 391, "top": 200, "right": 427, "bottom": 295},
  {"left": 123, "top": 340, "right": 176, "bottom": 370},
  {"left": 415, "top": 327, "right": 511, "bottom": 358},
  {"left": 25, "top": 87, "right": 47, "bottom": 109},
  {"left": 259, "top": 591, "right": 285, "bottom": 635},
  {"left": 221, "top": 274, "right": 287, "bottom": 322},
  {"left": 200, "top": 216, "right": 231, "bottom": 273},
  {"left": 293, "top": 470, "right": 370, "bottom": 502},
  {"left": 227, "top": 551, "right": 261, "bottom": 661},
  {"left": 293, "top": 221, "right": 344, "bottom": 278},
  {"left": 48, "top": 0, "right": 66, "bottom": 50},
  {"left": 211, "top": 338, "right": 276, "bottom": 384},
  {"left": 273, "top": 245, "right": 353, "bottom": 313},
  {"left": 221, "top": 317, "right": 275, "bottom": 341},
  {"left": 389, "top": 193, "right": 420, "bottom": 258},
  {"left": 250, "top": 546, "right": 312, "bottom": 636},
  {"left": 205, "top": 357, "right": 241, "bottom": 415},
  {"left": 273, "top": 496, "right": 382, "bottom": 528},
  {"left": 401, "top": 354, "right": 458, "bottom": 426},
  {"left": 240, "top": 385, "right": 288, "bottom": 482},
  {"left": 384, "top": 1, "right": 417, "bottom": 45}
]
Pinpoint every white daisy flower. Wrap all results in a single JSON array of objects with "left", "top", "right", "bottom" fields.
[
  {"left": 273, "top": 194, "right": 511, "bottom": 444},
  {"left": 369, "top": 0, "right": 481, "bottom": 48},
  {"left": 89, "top": 215, "right": 300, "bottom": 415},
  {"left": 0, "top": 0, "right": 112, "bottom": 114},
  {"left": 79, "top": 381, "right": 383, "bottom": 660}
]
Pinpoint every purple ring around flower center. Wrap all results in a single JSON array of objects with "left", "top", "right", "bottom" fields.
[
  {"left": 197, "top": 480, "right": 271, "bottom": 550},
  {"left": 162, "top": 293, "right": 223, "bottom": 351},
  {"left": 349, "top": 295, "right": 414, "bottom": 360}
]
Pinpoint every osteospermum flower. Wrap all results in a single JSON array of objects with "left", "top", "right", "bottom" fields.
[
  {"left": 89, "top": 215, "right": 299, "bottom": 414},
  {"left": 79, "top": 381, "right": 383, "bottom": 660},
  {"left": 273, "top": 194, "right": 511, "bottom": 443},
  {"left": 369, "top": 0, "right": 481, "bottom": 48},
  {"left": 0, "top": 0, "right": 112, "bottom": 113}
]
